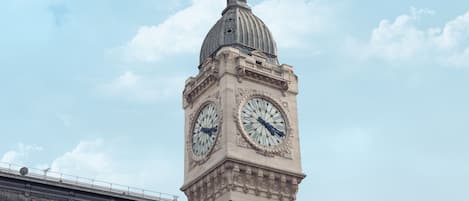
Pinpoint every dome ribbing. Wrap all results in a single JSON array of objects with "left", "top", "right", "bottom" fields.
[{"left": 200, "top": 0, "right": 278, "bottom": 65}]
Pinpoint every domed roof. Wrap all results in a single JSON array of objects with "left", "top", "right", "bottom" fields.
[{"left": 200, "top": 0, "right": 278, "bottom": 65}]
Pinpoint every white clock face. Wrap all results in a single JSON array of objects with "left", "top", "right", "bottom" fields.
[
  {"left": 192, "top": 103, "right": 219, "bottom": 157},
  {"left": 241, "top": 97, "right": 287, "bottom": 148}
]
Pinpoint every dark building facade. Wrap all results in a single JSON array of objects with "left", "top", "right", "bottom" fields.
[{"left": 0, "top": 164, "right": 177, "bottom": 201}]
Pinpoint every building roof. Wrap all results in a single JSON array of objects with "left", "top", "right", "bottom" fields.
[
  {"left": 0, "top": 162, "right": 178, "bottom": 201},
  {"left": 200, "top": 0, "right": 278, "bottom": 65}
]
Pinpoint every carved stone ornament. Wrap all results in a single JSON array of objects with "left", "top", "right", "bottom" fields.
[
  {"left": 182, "top": 160, "right": 304, "bottom": 201},
  {"left": 234, "top": 88, "right": 293, "bottom": 158},
  {"left": 184, "top": 60, "right": 220, "bottom": 106},
  {"left": 187, "top": 91, "right": 223, "bottom": 167},
  {"left": 235, "top": 57, "right": 289, "bottom": 93}
]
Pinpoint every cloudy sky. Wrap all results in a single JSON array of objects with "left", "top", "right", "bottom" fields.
[{"left": 1, "top": 0, "right": 469, "bottom": 200}]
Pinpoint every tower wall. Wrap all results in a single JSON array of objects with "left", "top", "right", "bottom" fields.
[{"left": 182, "top": 47, "right": 305, "bottom": 201}]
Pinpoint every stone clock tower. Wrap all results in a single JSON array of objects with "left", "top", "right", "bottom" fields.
[{"left": 181, "top": 1, "right": 305, "bottom": 201}]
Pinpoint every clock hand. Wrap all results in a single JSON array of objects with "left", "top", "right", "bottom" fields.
[
  {"left": 257, "top": 117, "right": 268, "bottom": 126},
  {"left": 210, "top": 127, "right": 218, "bottom": 133},
  {"left": 208, "top": 127, "right": 217, "bottom": 136},
  {"left": 257, "top": 117, "right": 285, "bottom": 137},
  {"left": 257, "top": 117, "right": 275, "bottom": 135},
  {"left": 270, "top": 126, "right": 285, "bottom": 137},
  {"left": 201, "top": 127, "right": 217, "bottom": 136},
  {"left": 200, "top": 127, "right": 212, "bottom": 136}
]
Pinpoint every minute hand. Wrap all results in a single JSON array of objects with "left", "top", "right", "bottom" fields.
[{"left": 257, "top": 117, "right": 285, "bottom": 137}]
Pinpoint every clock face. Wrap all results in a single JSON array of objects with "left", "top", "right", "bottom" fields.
[
  {"left": 192, "top": 103, "right": 219, "bottom": 158},
  {"left": 240, "top": 97, "right": 287, "bottom": 148}
]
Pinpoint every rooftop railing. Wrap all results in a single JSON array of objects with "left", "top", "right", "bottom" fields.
[{"left": 0, "top": 162, "right": 178, "bottom": 201}]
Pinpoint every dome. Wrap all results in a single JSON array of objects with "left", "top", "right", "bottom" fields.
[{"left": 200, "top": 0, "right": 278, "bottom": 65}]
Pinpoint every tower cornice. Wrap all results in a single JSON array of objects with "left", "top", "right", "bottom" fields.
[{"left": 181, "top": 157, "right": 306, "bottom": 201}]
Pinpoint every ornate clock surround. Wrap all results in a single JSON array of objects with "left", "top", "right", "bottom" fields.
[
  {"left": 187, "top": 91, "right": 223, "bottom": 166},
  {"left": 235, "top": 88, "right": 294, "bottom": 158}
]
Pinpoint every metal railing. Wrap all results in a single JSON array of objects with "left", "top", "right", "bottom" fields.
[{"left": 0, "top": 162, "right": 178, "bottom": 201}]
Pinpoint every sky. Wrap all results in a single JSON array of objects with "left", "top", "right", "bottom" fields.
[{"left": 1, "top": 0, "right": 469, "bottom": 200}]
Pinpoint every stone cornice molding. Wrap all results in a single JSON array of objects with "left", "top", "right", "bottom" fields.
[
  {"left": 220, "top": 47, "right": 291, "bottom": 93},
  {"left": 181, "top": 158, "right": 305, "bottom": 201},
  {"left": 183, "top": 60, "right": 220, "bottom": 107}
]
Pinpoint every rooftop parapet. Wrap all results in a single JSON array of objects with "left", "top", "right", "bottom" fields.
[{"left": 0, "top": 161, "right": 178, "bottom": 201}]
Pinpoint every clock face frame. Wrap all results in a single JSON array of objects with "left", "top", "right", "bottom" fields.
[
  {"left": 238, "top": 95, "right": 290, "bottom": 152},
  {"left": 191, "top": 102, "right": 220, "bottom": 160}
]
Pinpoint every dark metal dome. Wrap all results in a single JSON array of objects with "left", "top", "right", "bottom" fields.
[{"left": 200, "top": 0, "right": 278, "bottom": 65}]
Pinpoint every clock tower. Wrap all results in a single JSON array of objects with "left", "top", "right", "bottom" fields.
[{"left": 181, "top": 1, "right": 305, "bottom": 201}]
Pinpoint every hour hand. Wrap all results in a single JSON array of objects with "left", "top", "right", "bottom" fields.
[{"left": 201, "top": 127, "right": 217, "bottom": 136}]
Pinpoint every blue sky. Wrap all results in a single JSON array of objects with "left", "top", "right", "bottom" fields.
[{"left": 1, "top": 0, "right": 469, "bottom": 200}]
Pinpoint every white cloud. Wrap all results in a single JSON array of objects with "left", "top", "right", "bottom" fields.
[
  {"left": 253, "top": 0, "right": 332, "bottom": 49},
  {"left": 434, "top": 11, "right": 469, "bottom": 49},
  {"left": 50, "top": 139, "right": 113, "bottom": 177},
  {"left": 1, "top": 143, "right": 43, "bottom": 164},
  {"left": 348, "top": 8, "right": 469, "bottom": 68},
  {"left": 99, "top": 71, "right": 185, "bottom": 103},
  {"left": 124, "top": 0, "right": 224, "bottom": 62},
  {"left": 46, "top": 139, "right": 181, "bottom": 197},
  {"left": 445, "top": 47, "right": 469, "bottom": 67},
  {"left": 0, "top": 139, "right": 180, "bottom": 197},
  {"left": 368, "top": 9, "right": 432, "bottom": 59},
  {"left": 123, "top": 0, "right": 332, "bottom": 62},
  {"left": 110, "top": 71, "right": 140, "bottom": 88}
]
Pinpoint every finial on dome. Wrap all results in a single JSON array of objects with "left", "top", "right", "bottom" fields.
[
  {"left": 226, "top": 0, "right": 249, "bottom": 8},
  {"left": 224, "top": 0, "right": 250, "bottom": 14},
  {"left": 202, "top": 0, "right": 278, "bottom": 65}
]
